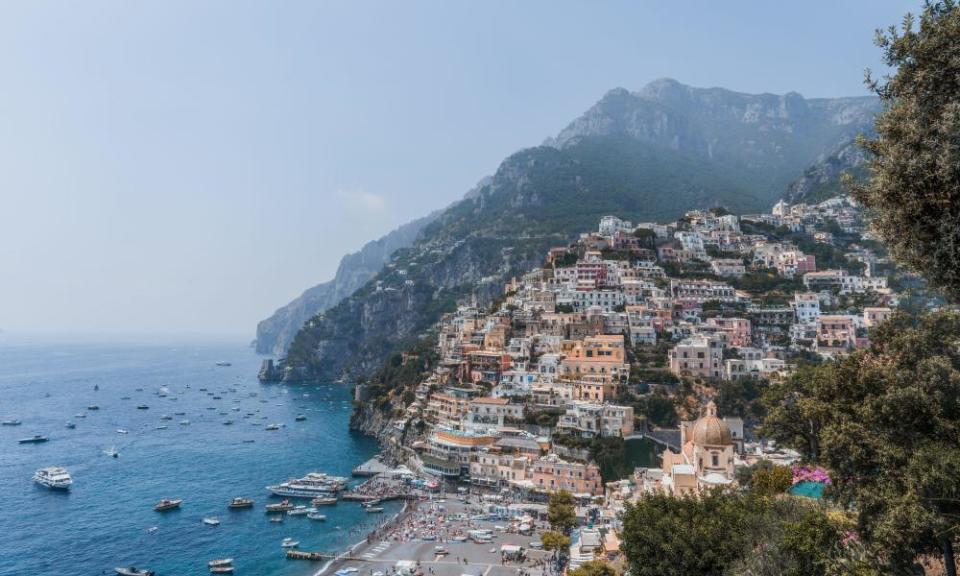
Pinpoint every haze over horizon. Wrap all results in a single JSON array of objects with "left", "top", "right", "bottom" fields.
[{"left": 0, "top": 1, "right": 914, "bottom": 338}]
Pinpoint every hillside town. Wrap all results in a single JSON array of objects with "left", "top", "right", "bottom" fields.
[{"left": 351, "top": 194, "right": 917, "bottom": 571}]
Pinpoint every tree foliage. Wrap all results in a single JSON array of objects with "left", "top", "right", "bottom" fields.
[
  {"left": 568, "top": 561, "right": 616, "bottom": 576},
  {"left": 548, "top": 490, "right": 577, "bottom": 533},
  {"left": 541, "top": 531, "right": 571, "bottom": 551},
  {"left": 854, "top": 1, "right": 960, "bottom": 302}
]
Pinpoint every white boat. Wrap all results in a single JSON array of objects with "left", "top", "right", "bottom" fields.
[
  {"left": 115, "top": 567, "right": 154, "bottom": 576},
  {"left": 311, "top": 496, "right": 338, "bottom": 506},
  {"left": 210, "top": 566, "right": 234, "bottom": 574},
  {"left": 281, "top": 538, "right": 299, "bottom": 548},
  {"left": 364, "top": 507, "right": 385, "bottom": 513},
  {"left": 33, "top": 467, "right": 72, "bottom": 490},
  {"left": 307, "top": 511, "right": 327, "bottom": 521},
  {"left": 286, "top": 505, "right": 315, "bottom": 516},
  {"left": 104, "top": 447, "right": 119, "bottom": 458},
  {"left": 208, "top": 558, "right": 233, "bottom": 568},
  {"left": 2, "top": 419, "right": 22, "bottom": 426},
  {"left": 117, "top": 429, "right": 128, "bottom": 434},
  {"left": 180, "top": 420, "right": 191, "bottom": 425},
  {"left": 202, "top": 517, "right": 221, "bottom": 526}
]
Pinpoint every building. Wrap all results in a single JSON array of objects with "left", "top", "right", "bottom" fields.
[
  {"left": 792, "top": 292, "right": 821, "bottom": 324},
  {"left": 532, "top": 454, "right": 603, "bottom": 495},
  {"left": 559, "top": 335, "right": 629, "bottom": 383},
  {"left": 670, "top": 279, "right": 736, "bottom": 304},
  {"left": 556, "top": 401, "right": 635, "bottom": 438},
  {"left": 668, "top": 335, "right": 724, "bottom": 379},
  {"left": 710, "top": 259, "right": 746, "bottom": 278},
  {"left": 659, "top": 402, "right": 737, "bottom": 495}
]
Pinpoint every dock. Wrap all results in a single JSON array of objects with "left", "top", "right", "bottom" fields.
[
  {"left": 351, "top": 457, "right": 389, "bottom": 477},
  {"left": 287, "top": 550, "right": 333, "bottom": 561}
]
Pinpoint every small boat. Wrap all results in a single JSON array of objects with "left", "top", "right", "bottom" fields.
[
  {"left": 311, "top": 497, "right": 337, "bottom": 506},
  {"left": 281, "top": 538, "right": 300, "bottom": 548},
  {"left": 215, "top": 361, "right": 232, "bottom": 367},
  {"left": 33, "top": 467, "right": 72, "bottom": 490},
  {"left": 146, "top": 526, "right": 158, "bottom": 534},
  {"left": 2, "top": 420, "right": 22, "bottom": 426},
  {"left": 364, "top": 507, "right": 384, "bottom": 513},
  {"left": 87, "top": 405, "right": 100, "bottom": 410},
  {"left": 208, "top": 559, "right": 234, "bottom": 568},
  {"left": 180, "top": 420, "right": 191, "bottom": 425},
  {"left": 242, "top": 439, "right": 255, "bottom": 443},
  {"left": 265, "top": 500, "right": 293, "bottom": 513},
  {"left": 222, "top": 420, "right": 234, "bottom": 426},
  {"left": 136, "top": 405, "right": 149, "bottom": 410},
  {"left": 104, "top": 447, "right": 119, "bottom": 458},
  {"left": 19, "top": 434, "right": 49, "bottom": 444},
  {"left": 65, "top": 422, "right": 76, "bottom": 429},
  {"left": 75, "top": 413, "right": 86, "bottom": 419},
  {"left": 202, "top": 517, "right": 221, "bottom": 526},
  {"left": 265, "top": 424, "right": 280, "bottom": 431},
  {"left": 270, "top": 516, "right": 284, "bottom": 523},
  {"left": 228, "top": 497, "right": 254, "bottom": 509},
  {"left": 115, "top": 567, "right": 154, "bottom": 576},
  {"left": 174, "top": 412, "right": 186, "bottom": 416},
  {"left": 286, "top": 505, "right": 314, "bottom": 516},
  {"left": 210, "top": 566, "right": 234, "bottom": 574},
  {"left": 361, "top": 499, "right": 380, "bottom": 507},
  {"left": 154, "top": 425, "right": 168, "bottom": 430},
  {"left": 154, "top": 498, "right": 182, "bottom": 511},
  {"left": 295, "top": 415, "right": 306, "bottom": 421},
  {"left": 160, "top": 415, "right": 172, "bottom": 420},
  {"left": 117, "top": 429, "right": 128, "bottom": 434},
  {"left": 307, "top": 511, "right": 326, "bottom": 521},
  {"left": 121, "top": 396, "right": 132, "bottom": 400}
]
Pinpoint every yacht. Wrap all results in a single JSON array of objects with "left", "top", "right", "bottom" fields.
[
  {"left": 33, "top": 467, "right": 72, "bottom": 490},
  {"left": 202, "top": 517, "right": 221, "bottom": 526},
  {"left": 154, "top": 498, "right": 182, "bottom": 511},
  {"left": 19, "top": 434, "right": 49, "bottom": 444},
  {"left": 228, "top": 497, "right": 254, "bottom": 509},
  {"left": 115, "top": 567, "right": 154, "bottom": 576}
]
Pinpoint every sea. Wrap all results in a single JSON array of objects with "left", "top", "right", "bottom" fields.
[{"left": 0, "top": 336, "right": 399, "bottom": 576}]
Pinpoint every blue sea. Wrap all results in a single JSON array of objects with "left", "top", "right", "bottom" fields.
[{"left": 0, "top": 336, "right": 398, "bottom": 576}]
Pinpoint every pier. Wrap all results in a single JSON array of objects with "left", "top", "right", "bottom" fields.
[
  {"left": 287, "top": 550, "right": 334, "bottom": 561},
  {"left": 351, "top": 457, "right": 389, "bottom": 477}
]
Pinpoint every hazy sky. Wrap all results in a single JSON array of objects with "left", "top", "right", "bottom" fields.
[{"left": 0, "top": 1, "right": 915, "bottom": 338}]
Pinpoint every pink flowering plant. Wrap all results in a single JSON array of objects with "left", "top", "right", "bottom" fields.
[{"left": 790, "top": 465, "right": 832, "bottom": 485}]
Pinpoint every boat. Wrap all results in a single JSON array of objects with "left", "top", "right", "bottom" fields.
[
  {"left": 104, "top": 447, "right": 119, "bottom": 458},
  {"left": 87, "top": 405, "right": 100, "bottom": 410},
  {"left": 19, "top": 434, "right": 49, "bottom": 444},
  {"left": 307, "top": 511, "right": 326, "bottom": 521},
  {"left": 179, "top": 420, "right": 191, "bottom": 425},
  {"left": 2, "top": 420, "right": 22, "bottom": 426},
  {"left": 215, "top": 361, "right": 232, "bottom": 367},
  {"left": 287, "top": 505, "right": 315, "bottom": 516},
  {"left": 33, "top": 467, "right": 72, "bottom": 490},
  {"left": 208, "top": 559, "right": 233, "bottom": 568},
  {"left": 146, "top": 526, "right": 158, "bottom": 534},
  {"left": 281, "top": 538, "right": 300, "bottom": 548},
  {"left": 121, "top": 396, "right": 132, "bottom": 400},
  {"left": 136, "top": 405, "right": 149, "bottom": 410},
  {"left": 210, "top": 566, "right": 234, "bottom": 574},
  {"left": 270, "top": 516, "right": 284, "bottom": 523},
  {"left": 160, "top": 415, "right": 172, "bottom": 420},
  {"left": 158, "top": 387, "right": 169, "bottom": 397},
  {"left": 174, "top": 411, "right": 186, "bottom": 415},
  {"left": 295, "top": 415, "right": 306, "bottom": 421},
  {"left": 364, "top": 507, "right": 385, "bottom": 513},
  {"left": 361, "top": 499, "right": 381, "bottom": 507},
  {"left": 266, "top": 472, "right": 349, "bottom": 498},
  {"left": 154, "top": 498, "right": 182, "bottom": 511},
  {"left": 265, "top": 424, "right": 280, "bottom": 431},
  {"left": 65, "top": 422, "right": 76, "bottom": 429},
  {"left": 117, "top": 429, "right": 128, "bottom": 434},
  {"left": 202, "top": 517, "right": 221, "bottom": 526},
  {"left": 94, "top": 384, "right": 99, "bottom": 391},
  {"left": 222, "top": 420, "right": 234, "bottom": 426},
  {"left": 265, "top": 500, "right": 294, "bottom": 513},
  {"left": 228, "top": 497, "right": 254, "bottom": 509},
  {"left": 115, "top": 567, "right": 154, "bottom": 576},
  {"left": 154, "top": 425, "right": 167, "bottom": 430}
]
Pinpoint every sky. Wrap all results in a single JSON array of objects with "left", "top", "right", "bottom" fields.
[{"left": 0, "top": 0, "right": 917, "bottom": 339}]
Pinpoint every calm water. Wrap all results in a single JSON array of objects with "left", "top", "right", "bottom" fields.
[{"left": 0, "top": 337, "right": 397, "bottom": 576}]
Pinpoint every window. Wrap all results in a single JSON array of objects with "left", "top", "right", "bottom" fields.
[{"left": 711, "top": 453, "right": 719, "bottom": 467}]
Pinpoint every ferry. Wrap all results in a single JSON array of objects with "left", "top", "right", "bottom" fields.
[
  {"left": 154, "top": 498, "right": 182, "bottom": 512},
  {"left": 115, "top": 567, "right": 154, "bottom": 576},
  {"left": 19, "top": 434, "right": 49, "bottom": 444},
  {"left": 228, "top": 497, "right": 254, "bottom": 509},
  {"left": 33, "top": 467, "right": 72, "bottom": 490}
]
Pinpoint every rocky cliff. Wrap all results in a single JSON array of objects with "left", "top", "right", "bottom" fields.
[
  {"left": 783, "top": 139, "right": 871, "bottom": 205},
  {"left": 268, "top": 79, "right": 880, "bottom": 382},
  {"left": 254, "top": 214, "right": 436, "bottom": 356}
]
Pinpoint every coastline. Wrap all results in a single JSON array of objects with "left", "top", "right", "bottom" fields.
[{"left": 313, "top": 499, "right": 415, "bottom": 576}]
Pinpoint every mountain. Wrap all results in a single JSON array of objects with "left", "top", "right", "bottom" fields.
[
  {"left": 254, "top": 214, "right": 436, "bottom": 356},
  {"left": 783, "top": 139, "right": 871, "bottom": 205},
  {"left": 268, "top": 79, "right": 879, "bottom": 382}
]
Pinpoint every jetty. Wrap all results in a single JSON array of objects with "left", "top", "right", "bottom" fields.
[
  {"left": 287, "top": 550, "right": 333, "bottom": 561},
  {"left": 351, "top": 457, "right": 389, "bottom": 477}
]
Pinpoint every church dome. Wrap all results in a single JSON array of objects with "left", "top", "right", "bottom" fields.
[{"left": 692, "top": 401, "right": 732, "bottom": 447}]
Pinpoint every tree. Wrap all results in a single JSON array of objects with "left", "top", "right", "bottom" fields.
[
  {"left": 853, "top": 1, "right": 960, "bottom": 302},
  {"left": 548, "top": 490, "right": 577, "bottom": 533},
  {"left": 761, "top": 310, "right": 960, "bottom": 574},
  {"left": 541, "top": 531, "right": 571, "bottom": 552},
  {"left": 568, "top": 560, "right": 616, "bottom": 576},
  {"left": 750, "top": 464, "right": 794, "bottom": 498}
]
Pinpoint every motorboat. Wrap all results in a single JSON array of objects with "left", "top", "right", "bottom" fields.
[
  {"left": 154, "top": 498, "right": 182, "bottom": 511},
  {"left": 2, "top": 420, "right": 22, "bottom": 426},
  {"left": 87, "top": 405, "right": 100, "bottom": 410},
  {"left": 265, "top": 424, "right": 280, "bottom": 431},
  {"left": 295, "top": 415, "right": 306, "bottom": 421},
  {"left": 202, "top": 517, "right": 221, "bottom": 526},
  {"left": 307, "top": 511, "right": 327, "bottom": 521},
  {"left": 136, "top": 405, "right": 149, "bottom": 410},
  {"left": 269, "top": 516, "right": 283, "bottom": 523},
  {"left": 228, "top": 497, "right": 254, "bottom": 509},
  {"left": 160, "top": 415, "right": 172, "bottom": 420},
  {"left": 281, "top": 538, "right": 300, "bottom": 548},
  {"left": 104, "top": 447, "right": 119, "bottom": 458},
  {"left": 311, "top": 496, "right": 337, "bottom": 506},
  {"left": 154, "top": 425, "right": 167, "bottom": 430},
  {"left": 117, "top": 429, "right": 128, "bottom": 434},
  {"left": 364, "top": 507, "right": 385, "bottom": 513},
  {"left": 208, "top": 559, "right": 233, "bottom": 568},
  {"left": 180, "top": 420, "right": 191, "bottom": 425},
  {"left": 215, "top": 361, "right": 232, "bottom": 367},
  {"left": 210, "top": 566, "right": 234, "bottom": 574},
  {"left": 265, "top": 499, "right": 294, "bottom": 513},
  {"left": 33, "top": 467, "right": 72, "bottom": 490},
  {"left": 65, "top": 422, "right": 76, "bottom": 429},
  {"left": 115, "top": 567, "right": 154, "bottom": 576},
  {"left": 19, "top": 435, "right": 49, "bottom": 444},
  {"left": 286, "top": 505, "right": 314, "bottom": 516}
]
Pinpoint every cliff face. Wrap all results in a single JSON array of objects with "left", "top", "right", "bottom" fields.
[
  {"left": 254, "top": 214, "right": 436, "bottom": 356},
  {"left": 269, "top": 79, "right": 880, "bottom": 383},
  {"left": 783, "top": 139, "right": 871, "bottom": 205}
]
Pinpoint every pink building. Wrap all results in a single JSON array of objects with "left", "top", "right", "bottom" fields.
[
  {"left": 531, "top": 454, "right": 603, "bottom": 495},
  {"left": 705, "top": 317, "right": 752, "bottom": 348}
]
